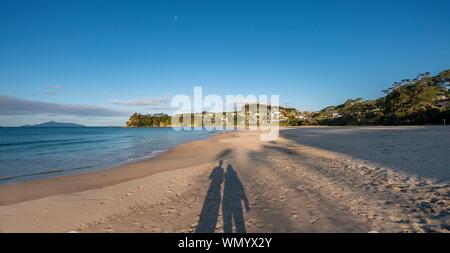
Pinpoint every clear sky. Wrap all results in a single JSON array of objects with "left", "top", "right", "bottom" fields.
[{"left": 1, "top": 0, "right": 449, "bottom": 126}]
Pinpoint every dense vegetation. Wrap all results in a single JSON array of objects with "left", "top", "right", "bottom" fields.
[
  {"left": 126, "top": 69, "right": 450, "bottom": 127},
  {"left": 310, "top": 69, "right": 450, "bottom": 125},
  {"left": 126, "top": 113, "right": 171, "bottom": 127}
]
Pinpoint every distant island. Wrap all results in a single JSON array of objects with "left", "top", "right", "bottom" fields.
[
  {"left": 21, "top": 121, "right": 86, "bottom": 128},
  {"left": 126, "top": 69, "right": 450, "bottom": 127}
]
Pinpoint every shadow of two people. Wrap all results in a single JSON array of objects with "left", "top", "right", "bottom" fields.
[{"left": 196, "top": 160, "right": 249, "bottom": 233}]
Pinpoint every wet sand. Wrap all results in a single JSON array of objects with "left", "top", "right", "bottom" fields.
[{"left": 0, "top": 127, "right": 449, "bottom": 233}]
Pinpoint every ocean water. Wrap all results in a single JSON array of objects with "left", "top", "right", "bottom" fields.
[{"left": 0, "top": 127, "right": 213, "bottom": 185}]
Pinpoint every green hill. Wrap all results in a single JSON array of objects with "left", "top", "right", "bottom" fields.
[
  {"left": 21, "top": 121, "right": 86, "bottom": 128},
  {"left": 126, "top": 69, "right": 450, "bottom": 127}
]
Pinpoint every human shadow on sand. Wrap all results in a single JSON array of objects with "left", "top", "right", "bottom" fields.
[
  {"left": 222, "top": 164, "right": 249, "bottom": 233},
  {"left": 195, "top": 161, "right": 225, "bottom": 233},
  {"left": 196, "top": 162, "right": 249, "bottom": 233}
]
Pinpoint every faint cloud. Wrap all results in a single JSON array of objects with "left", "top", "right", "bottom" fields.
[
  {"left": 0, "top": 95, "right": 128, "bottom": 117},
  {"left": 50, "top": 84, "right": 64, "bottom": 89},
  {"left": 44, "top": 84, "right": 64, "bottom": 96},
  {"left": 45, "top": 91, "right": 60, "bottom": 96},
  {"left": 111, "top": 94, "right": 172, "bottom": 107}
]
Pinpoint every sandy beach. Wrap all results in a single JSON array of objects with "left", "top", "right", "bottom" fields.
[{"left": 0, "top": 127, "right": 449, "bottom": 233}]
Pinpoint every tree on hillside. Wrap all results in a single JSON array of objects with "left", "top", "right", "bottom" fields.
[
  {"left": 382, "top": 71, "right": 449, "bottom": 124},
  {"left": 124, "top": 69, "right": 450, "bottom": 127}
]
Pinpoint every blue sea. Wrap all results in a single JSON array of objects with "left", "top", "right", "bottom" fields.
[{"left": 0, "top": 127, "right": 213, "bottom": 185}]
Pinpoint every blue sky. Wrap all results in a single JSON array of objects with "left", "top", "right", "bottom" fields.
[{"left": 1, "top": 0, "right": 449, "bottom": 126}]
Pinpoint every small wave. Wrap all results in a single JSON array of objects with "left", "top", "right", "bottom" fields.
[
  {"left": 126, "top": 150, "right": 167, "bottom": 162},
  {"left": 0, "top": 165, "right": 94, "bottom": 183},
  {"left": 0, "top": 138, "right": 110, "bottom": 153},
  {"left": 0, "top": 138, "right": 82, "bottom": 147}
]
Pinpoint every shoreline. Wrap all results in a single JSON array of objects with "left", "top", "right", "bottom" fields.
[
  {"left": 1, "top": 126, "right": 448, "bottom": 233},
  {"left": 0, "top": 132, "right": 216, "bottom": 187},
  {"left": 0, "top": 131, "right": 232, "bottom": 206},
  {"left": 0, "top": 125, "right": 446, "bottom": 205}
]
